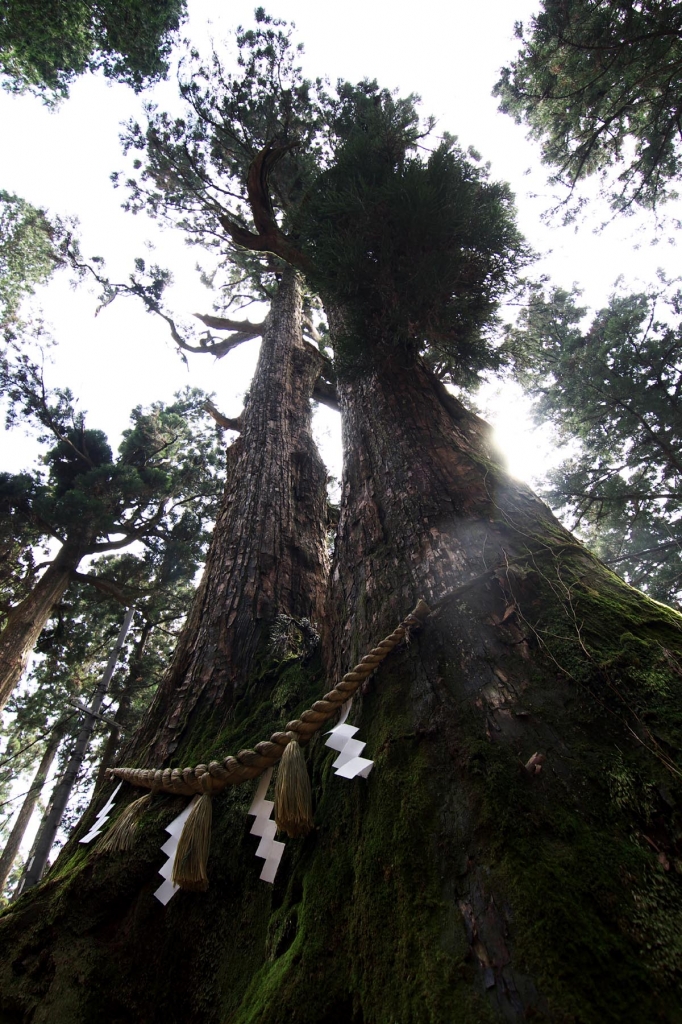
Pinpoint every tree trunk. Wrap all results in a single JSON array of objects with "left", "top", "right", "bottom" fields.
[
  {"left": 0, "top": 723, "right": 65, "bottom": 892},
  {"left": 0, "top": 538, "right": 88, "bottom": 710},
  {"left": 2, "top": 354, "right": 682, "bottom": 1022},
  {"left": 130, "top": 268, "right": 328, "bottom": 763},
  {"left": 0, "top": 268, "right": 330, "bottom": 1022},
  {"left": 284, "top": 357, "right": 682, "bottom": 1024},
  {"left": 15, "top": 607, "right": 134, "bottom": 895}
]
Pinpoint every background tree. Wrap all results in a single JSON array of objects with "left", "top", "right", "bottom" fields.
[
  {"left": 0, "top": 191, "right": 78, "bottom": 333},
  {"left": 494, "top": 0, "right": 682, "bottom": 216},
  {"left": 507, "top": 282, "right": 682, "bottom": 607},
  {"left": 2, "top": 18, "right": 682, "bottom": 1024},
  {"left": 0, "top": 0, "right": 186, "bottom": 103},
  {"left": 0, "top": 523, "right": 216, "bottom": 897},
  {"left": 0, "top": 346, "right": 223, "bottom": 707}
]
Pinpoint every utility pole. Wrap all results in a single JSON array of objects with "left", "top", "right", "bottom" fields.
[{"left": 15, "top": 607, "right": 135, "bottom": 896}]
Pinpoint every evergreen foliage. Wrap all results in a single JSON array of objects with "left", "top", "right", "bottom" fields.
[
  {"left": 0, "top": 0, "right": 186, "bottom": 102},
  {"left": 0, "top": 348, "right": 223, "bottom": 574},
  {"left": 0, "top": 192, "right": 77, "bottom": 331},
  {"left": 507, "top": 282, "right": 682, "bottom": 606},
  {"left": 0, "top": 480, "right": 218, "bottom": 896},
  {"left": 295, "top": 86, "right": 528, "bottom": 381},
  {"left": 117, "top": 13, "right": 529, "bottom": 386},
  {"left": 494, "top": 0, "right": 682, "bottom": 216}
]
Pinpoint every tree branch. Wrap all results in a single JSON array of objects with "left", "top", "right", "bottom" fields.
[
  {"left": 71, "top": 571, "right": 134, "bottom": 608},
  {"left": 203, "top": 399, "right": 244, "bottom": 432},
  {"left": 219, "top": 143, "right": 310, "bottom": 269}
]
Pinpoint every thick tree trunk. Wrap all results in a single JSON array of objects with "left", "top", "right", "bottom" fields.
[
  {"left": 130, "top": 268, "right": 328, "bottom": 764},
  {"left": 2, "top": 353, "right": 682, "bottom": 1022},
  {"left": 0, "top": 538, "right": 87, "bottom": 710},
  {"left": 0, "top": 269, "right": 330, "bottom": 1023},
  {"left": 285, "top": 357, "right": 682, "bottom": 1024},
  {"left": 0, "top": 723, "right": 65, "bottom": 892}
]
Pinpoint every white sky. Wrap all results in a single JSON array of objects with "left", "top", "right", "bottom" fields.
[{"left": 1, "top": 0, "right": 679, "bottom": 485}]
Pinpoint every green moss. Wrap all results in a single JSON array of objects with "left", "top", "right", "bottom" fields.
[{"left": 4, "top": 541, "right": 682, "bottom": 1023}]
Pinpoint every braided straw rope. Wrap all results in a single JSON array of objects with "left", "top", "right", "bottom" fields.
[{"left": 106, "top": 599, "right": 431, "bottom": 798}]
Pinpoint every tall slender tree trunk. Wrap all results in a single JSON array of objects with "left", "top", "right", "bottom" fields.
[
  {"left": 15, "top": 606, "right": 134, "bottom": 895},
  {"left": 94, "top": 620, "right": 153, "bottom": 791},
  {"left": 0, "top": 538, "right": 88, "bottom": 710},
  {"left": 0, "top": 722, "right": 65, "bottom": 892}
]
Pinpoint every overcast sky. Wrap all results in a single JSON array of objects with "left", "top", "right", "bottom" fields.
[{"left": 1, "top": 0, "right": 679, "bottom": 482}]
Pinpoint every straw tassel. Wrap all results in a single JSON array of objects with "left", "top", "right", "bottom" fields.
[
  {"left": 99, "top": 789, "right": 155, "bottom": 853},
  {"left": 274, "top": 738, "right": 314, "bottom": 837},
  {"left": 171, "top": 774, "right": 213, "bottom": 891}
]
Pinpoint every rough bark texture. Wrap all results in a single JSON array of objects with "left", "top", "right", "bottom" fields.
[
  {"left": 0, "top": 540, "right": 88, "bottom": 710},
  {"left": 0, "top": 269, "right": 331, "bottom": 1024},
  {"left": 129, "top": 269, "right": 328, "bottom": 765},
  {"left": 0, "top": 724, "right": 64, "bottom": 892},
  {"left": 1, "top": 350, "right": 682, "bottom": 1021},
  {"left": 303, "top": 357, "right": 682, "bottom": 1024}
]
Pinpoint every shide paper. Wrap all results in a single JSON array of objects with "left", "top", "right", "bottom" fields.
[
  {"left": 248, "top": 767, "right": 285, "bottom": 884},
  {"left": 79, "top": 782, "right": 122, "bottom": 844},
  {"left": 154, "top": 796, "right": 199, "bottom": 905},
  {"left": 325, "top": 701, "right": 374, "bottom": 779}
]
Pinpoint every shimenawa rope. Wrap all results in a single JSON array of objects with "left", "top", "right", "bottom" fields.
[{"left": 105, "top": 599, "right": 431, "bottom": 798}]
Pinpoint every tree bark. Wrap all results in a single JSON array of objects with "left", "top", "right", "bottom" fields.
[
  {"left": 302, "top": 356, "right": 682, "bottom": 1023},
  {"left": 0, "top": 538, "right": 88, "bottom": 711},
  {"left": 0, "top": 269, "right": 332, "bottom": 1024},
  {"left": 0, "top": 723, "right": 65, "bottom": 892},
  {"left": 2, "top": 351, "right": 682, "bottom": 1021},
  {"left": 130, "top": 268, "right": 328, "bottom": 763}
]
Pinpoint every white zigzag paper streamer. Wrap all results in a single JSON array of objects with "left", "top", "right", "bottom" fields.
[
  {"left": 247, "top": 767, "right": 285, "bottom": 884},
  {"left": 325, "top": 700, "right": 374, "bottom": 779},
  {"left": 153, "top": 796, "right": 199, "bottom": 905},
  {"left": 79, "top": 782, "right": 123, "bottom": 844}
]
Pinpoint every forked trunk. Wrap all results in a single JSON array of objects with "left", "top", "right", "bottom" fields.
[
  {"left": 1, "top": 353, "right": 682, "bottom": 1021},
  {"left": 0, "top": 538, "right": 88, "bottom": 710}
]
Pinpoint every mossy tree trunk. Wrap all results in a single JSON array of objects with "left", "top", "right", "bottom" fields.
[
  {"left": 0, "top": 268, "right": 330, "bottom": 1023},
  {"left": 1, "top": 349, "right": 682, "bottom": 1022},
  {"left": 272, "top": 355, "right": 682, "bottom": 1024}
]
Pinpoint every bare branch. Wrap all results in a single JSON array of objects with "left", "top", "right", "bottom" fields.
[{"left": 203, "top": 399, "right": 243, "bottom": 432}]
